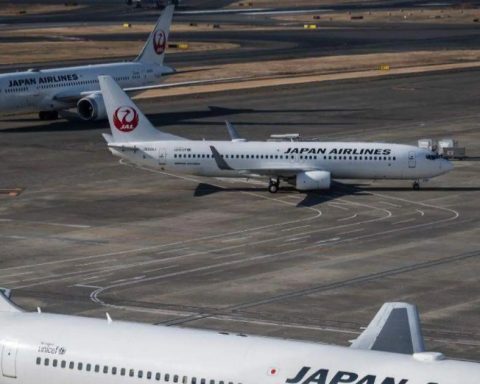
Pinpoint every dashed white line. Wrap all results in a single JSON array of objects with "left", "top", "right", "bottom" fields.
[
  {"left": 337, "top": 213, "right": 358, "bottom": 222},
  {"left": 281, "top": 224, "right": 311, "bottom": 232},
  {"left": 392, "top": 218, "right": 416, "bottom": 225}
]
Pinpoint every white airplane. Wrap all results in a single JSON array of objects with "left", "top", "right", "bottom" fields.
[
  {"left": 0, "top": 4, "right": 177, "bottom": 121},
  {"left": 0, "top": 290, "right": 478, "bottom": 384},
  {"left": 99, "top": 76, "right": 453, "bottom": 193}
]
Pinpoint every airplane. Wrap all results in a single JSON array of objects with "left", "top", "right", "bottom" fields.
[
  {"left": 0, "top": 289, "right": 478, "bottom": 384},
  {"left": 99, "top": 75, "right": 453, "bottom": 193},
  {"left": 0, "top": 4, "right": 178, "bottom": 121}
]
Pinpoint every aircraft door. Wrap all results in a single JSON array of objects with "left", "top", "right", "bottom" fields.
[
  {"left": 408, "top": 151, "right": 416, "bottom": 168},
  {"left": 1, "top": 342, "right": 18, "bottom": 378},
  {"left": 157, "top": 148, "right": 167, "bottom": 166}
]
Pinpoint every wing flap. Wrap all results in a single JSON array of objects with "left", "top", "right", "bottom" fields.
[{"left": 350, "top": 302, "right": 425, "bottom": 355}]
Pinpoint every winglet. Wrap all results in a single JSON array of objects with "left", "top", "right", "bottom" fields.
[
  {"left": 350, "top": 302, "right": 425, "bottom": 355},
  {"left": 225, "top": 121, "right": 246, "bottom": 142},
  {"left": 210, "top": 146, "right": 233, "bottom": 170},
  {"left": 0, "top": 289, "right": 23, "bottom": 313}
]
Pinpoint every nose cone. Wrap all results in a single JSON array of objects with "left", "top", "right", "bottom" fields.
[{"left": 441, "top": 158, "right": 454, "bottom": 174}]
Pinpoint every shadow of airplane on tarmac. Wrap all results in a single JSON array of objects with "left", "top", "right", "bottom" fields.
[{"left": 194, "top": 181, "right": 480, "bottom": 207}]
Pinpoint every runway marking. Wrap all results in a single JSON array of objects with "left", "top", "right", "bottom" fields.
[
  {"left": 281, "top": 225, "right": 311, "bottom": 232},
  {"left": 316, "top": 237, "right": 340, "bottom": 244},
  {"left": 73, "top": 284, "right": 102, "bottom": 289},
  {"left": 416, "top": 209, "right": 425, "bottom": 216},
  {"left": 377, "top": 201, "right": 402, "bottom": 208},
  {"left": 392, "top": 218, "right": 416, "bottom": 225},
  {"left": 337, "top": 214, "right": 358, "bottom": 222},
  {"left": 221, "top": 237, "right": 250, "bottom": 243},
  {"left": 337, "top": 228, "right": 364, "bottom": 236},
  {"left": 213, "top": 252, "right": 244, "bottom": 260},
  {"left": 285, "top": 235, "right": 311, "bottom": 242},
  {"left": 327, "top": 203, "right": 350, "bottom": 211},
  {"left": 0, "top": 218, "right": 91, "bottom": 229},
  {"left": 147, "top": 265, "right": 179, "bottom": 273}
]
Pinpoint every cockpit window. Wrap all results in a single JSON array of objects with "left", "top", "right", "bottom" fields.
[{"left": 426, "top": 153, "right": 440, "bottom": 160}]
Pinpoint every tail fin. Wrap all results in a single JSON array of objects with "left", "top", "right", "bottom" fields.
[
  {"left": 135, "top": 4, "right": 175, "bottom": 66},
  {"left": 99, "top": 75, "right": 185, "bottom": 143},
  {"left": 0, "top": 289, "right": 22, "bottom": 313}
]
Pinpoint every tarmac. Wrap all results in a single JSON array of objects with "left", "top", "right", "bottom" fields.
[{"left": 0, "top": 0, "right": 479, "bottom": 362}]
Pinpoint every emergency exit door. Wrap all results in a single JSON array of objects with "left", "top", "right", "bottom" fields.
[{"left": 1, "top": 342, "right": 18, "bottom": 378}]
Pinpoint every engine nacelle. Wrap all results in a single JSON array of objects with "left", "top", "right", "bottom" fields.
[
  {"left": 296, "top": 170, "right": 331, "bottom": 191},
  {"left": 77, "top": 94, "right": 107, "bottom": 121}
]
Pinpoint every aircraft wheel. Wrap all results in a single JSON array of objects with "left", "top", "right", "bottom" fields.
[
  {"left": 412, "top": 181, "right": 420, "bottom": 191},
  {"left": 268, "top": 183, "right": 279, "bottom": 194}
]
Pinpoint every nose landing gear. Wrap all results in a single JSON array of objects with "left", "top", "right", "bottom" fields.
[
  {"left": 268, "top": 178, "right": 280, "bottom": 193},
  {"left": 412, "top": 180, "right": 420, "bottom": 190}
]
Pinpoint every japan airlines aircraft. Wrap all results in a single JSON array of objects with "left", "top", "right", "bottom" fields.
[
  {"left": 0, "top": 4, "right": 176, "bottom": 121},
  {"left": 0, "top": 290, "right": 478, "bottom": 384},
  {"left": 99, "top": 76, "right": 453, "bottom": 193}
]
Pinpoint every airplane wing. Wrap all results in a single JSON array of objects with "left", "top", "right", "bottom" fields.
[
  {"left": 53, "top": 77, "right": 242, "bottom": 104},
  {"left": 209, "top": 145, "right": 319, "bottom": 178},
  {"left": 350, "top": 302, "right": 426, "bottom": 355}
]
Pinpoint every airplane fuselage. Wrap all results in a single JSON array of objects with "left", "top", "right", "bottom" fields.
[
  {"left": 108, "top": 140, "right": 452, "bottom": 181},
  {"left": 0, "top": 62, "right": 166, "bottom": 112},
  {"left": 0, "top": 311, "right": 478, "bottom": 384}
]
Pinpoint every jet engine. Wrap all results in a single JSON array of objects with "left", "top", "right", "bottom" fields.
[
  {"left": 296, "top": 170, "right": 331, "bottom": 191},
  {"left": 77, "top": 94, "right": 107, "bottom": 121}
]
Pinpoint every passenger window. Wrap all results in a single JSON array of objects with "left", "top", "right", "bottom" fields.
[
  {"left": 69, "top": 362, "right": 74, "bottom": 369},
  {"left": 138, "top": 371, "right": 144, "bottom": 378},
  {"left": 53, "top": 359, "right": 58, "bottom": 367},
  {"left": 78, "top": 362, "right": 83, "bottom": 370},
  {"left": 147, "top": 371, "right": 152, "bottom": 379},
  {"left": 165, "top": 373, "right": 170, "bottom": 381},
  {"left": 183, "top": 376, "right": 188, "bottom": 384},
  {"left": 36, "top": 357, "right": 41, "bottom": 365},
  {"left": 130, "top": 369, "right": 135, "bottom": 377},
  {"left": 86, "top": 364, "right": 91, "bottom": 372},
  {"left": 121, "top": 368, "right": 126, "bottom": 376},
  {"left": 174, "top": 375, "right": 179, "bottom": 382},
  {"left": 45, "top": 358, "right": 50, "bottom": 366},
  {"left": 103, "top": 366, "right": 109, "bottom": 374},
  {"left": 156, "top": 373, "right": 161, "bottom": 381},
  {"left": 61, "top": 361, "right": 67, "bottom": 368},
  {"left": 201, "top": 379, "right": 206, "bottom": 384},
  {"left": 95, "top": 365, "right": 100, "bottom": 373},
  {"left": 112, "top": 367, "right": 117, "bottom": 375},
  {"left": 192, "top": 378, "right": 197, "bottom": 384},
  {"left": 210, "top": 380, "right": 215, "bottom": 384}
]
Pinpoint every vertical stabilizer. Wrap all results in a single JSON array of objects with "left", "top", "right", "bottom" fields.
[
  {"left": 135, "top": 4, "right": 175, "bottom": 66},
  {"left": 99, "top": 75, "right": 185, "bottom": 143}
]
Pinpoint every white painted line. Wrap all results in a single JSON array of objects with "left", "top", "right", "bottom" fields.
[
  {"left": 281, "top": 224, "right": 311, "bottom": 232},
  {"left": 146, "top": 265, "right": 179, "bottom": 273},
  {"left": 0, "top": 218, "right": 90, "bottom": 229},
  {"left": 337, "top": 213, "right": 358, "bottom": 222},
  {"left": 213, "top": 252, "right": 245, "bottom": 260},
  {"left": 221, "top": 237, "right": 250, "bottom": 243},
  {"left": 416, "top": 209, "right": 425, "bottom": 217},
  {"left": 285, "top": 235, "right": 311, "bottom": 242},
  {"left": 327, "top": 203, "right": 350, "bottom": 211},
  {"left": 316, "top": 237, "right": 340, "bottom": 244},
  {"left": 73, "top": 284, "right": 102, "bottom": 289},
  {"left": 392, "top": 218, "right": 416, "bottom": 225},
  {"left": 337, "top": 228, "right": 364, "bottom": 236},
  {"left": 378, "top": 201, "right": 402, "bottom": 208}
]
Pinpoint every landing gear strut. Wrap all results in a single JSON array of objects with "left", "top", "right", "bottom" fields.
[
  {"left": 268, "top": 178, "right": 280, "bottom": 193},
  {"left": 412, "top": 181, "right": 420, "bottom": 191},
  {"left": 39, "top": 111, "right": 59, "bottom": 120}
]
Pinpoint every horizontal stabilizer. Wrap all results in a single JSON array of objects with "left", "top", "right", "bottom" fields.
[{"left": 350, "top": 302, "right": 425, "bottom": 355}]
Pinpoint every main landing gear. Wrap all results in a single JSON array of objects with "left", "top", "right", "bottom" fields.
[
  {"left": 39, "top": 111, "right": 59, "bottom": 120},
  {"left": 412, "top": 180, "right": 420, "bottom": 191},
  {"left": 268, "top": 178, "right": 280, "bottom": 193}
]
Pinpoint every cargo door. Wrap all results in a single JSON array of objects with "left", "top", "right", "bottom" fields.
[
  {"left": 1, "top": 342, "right": 18, "bottom": 378},
  {"left": 408, "top": 151, "right": 416, "bottom": 168}
]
